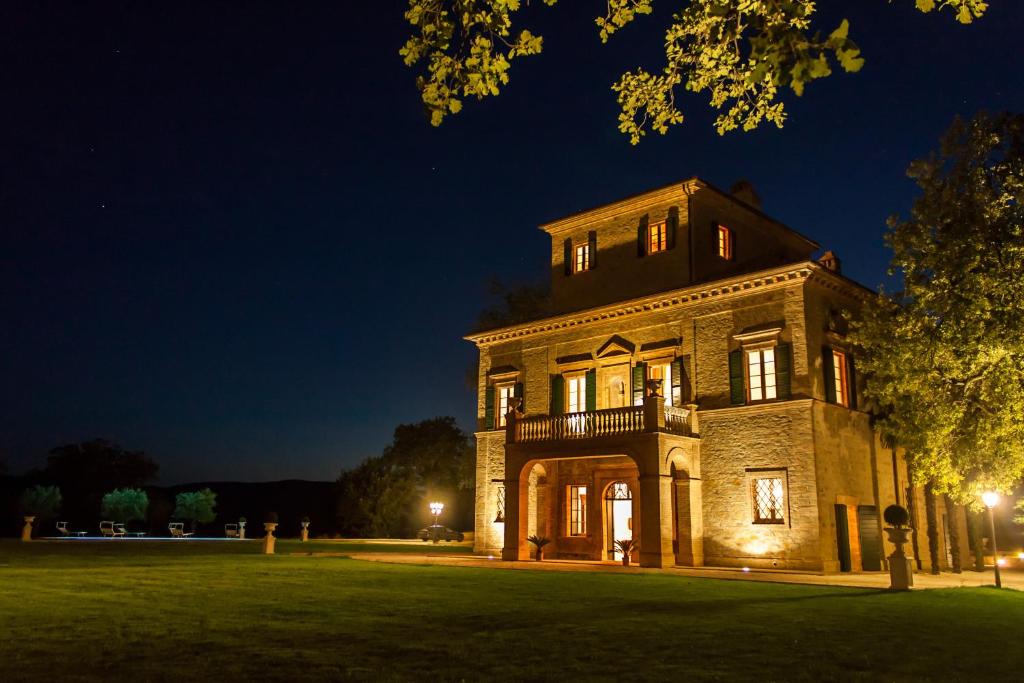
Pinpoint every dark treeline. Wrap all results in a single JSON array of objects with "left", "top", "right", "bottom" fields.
[{"left": 3, "top": 416, "right": 475, "bottom": 539}]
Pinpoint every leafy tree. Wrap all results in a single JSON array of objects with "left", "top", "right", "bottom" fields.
[
  {"left": 402, "top": 0, "right": 987, "bottom": 142},
  {"left": 851, "top": 112, "right": 1024, "bottom": 503},
  {"left": 475, "top": 279, "right": 550, "bottom": 332},
  {"left": 337, "top": 417, "right": 474, "bottom": 537},
  {"left": 45, "top": 439, "right": 158, "bottom": 492},
  {"left": 101, "top": 488, "right": 149, "bottom": 524},
  {"left": 1015, "top": 498, "right": 1024, "bottom": 526},
  {"left": 20, "top": 485, "right": 62, "bottom": 519},
  {"left": 173, "top": 488, "right": 218, "bottom": 533}
]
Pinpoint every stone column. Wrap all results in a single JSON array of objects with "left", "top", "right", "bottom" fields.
[
  {"left": 502, "top": 478, "right": 527, "bottom": 561},
  {"left": 21, "top": 516, "right": 35, "bottom": 542},
  {"left": 638, "top": 474, "right": 674, "bottom": 568},
  {"left": 643, "top": 381, "right": 666, "bottom": 432},
  {"left": 673, "top": 478, "right": 704, "bottom": 567},
  {"left": 536, "top": 479, "right": 551, "bottom": 542}
]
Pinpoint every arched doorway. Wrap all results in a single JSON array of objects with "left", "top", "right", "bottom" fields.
[{"left": 604, "top": 481, "right": 633, "bottom": 561}]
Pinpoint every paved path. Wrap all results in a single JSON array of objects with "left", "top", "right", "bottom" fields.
[{"left": 344, "top": 551, "right": 1024, "bottom": 591}]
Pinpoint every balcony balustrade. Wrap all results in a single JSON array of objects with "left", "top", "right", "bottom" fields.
[{"left": 510, "top": 402, "right": 695, "bottom": 444}]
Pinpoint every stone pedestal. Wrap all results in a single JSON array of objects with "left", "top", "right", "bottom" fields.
[
  {"left": 263, "top": 523, "right": 278, "bottom": 555},
  {"left": 21, "top": 516, "right": 35, "bottom": 542},
  {"left": 300, "top": 523, "right": 309, "bottom": 542},
  {"left": 239, "top": 522, "right": 246, "bottom": 540},
  {"left": 885, "top": 527, "right": 914, "bottom": 590}
]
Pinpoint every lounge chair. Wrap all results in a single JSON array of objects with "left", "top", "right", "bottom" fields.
[
  {"left": 100, "top": 521, "right": 125, "bottom": 538},
  {"left": 224, "top": 523, "right": 239, "bottom": 538},
  {"left": 56, "top": 521, "right": 87, "bottom": 537},
  {"left": 168, "top": 522, "right": 193, "bottom": 538}
]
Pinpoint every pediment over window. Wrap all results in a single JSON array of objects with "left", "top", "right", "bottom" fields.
[
  {"left": 555, "top": 353, "right": 594, "bottom": 365},
  {"left": 595, "top": 336, "right": 635, "bottom": 359},
  {"left": 487, "top": 365, "right": 520, "bottom": 381},
  {"left": 639, "top": 338, "right": 680, "bottom": 353},
  {"left": 733, "top": 322, "right": 784, "bottom": 346}
]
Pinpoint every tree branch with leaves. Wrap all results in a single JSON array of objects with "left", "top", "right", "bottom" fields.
[{"left": 402, "top": 0, "right": 988, "bottom": 142}]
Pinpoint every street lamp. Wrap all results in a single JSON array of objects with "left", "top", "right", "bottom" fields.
[
  {"left": 981, "top": 491, "right": 1002, "bottom": 589},
  {"left": 429, "top": 501, "right": 445, "bottom": 527}
]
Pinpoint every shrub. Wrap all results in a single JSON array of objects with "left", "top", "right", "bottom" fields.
[
  {"left": 883, "top": 504, "right": 910, "bottom": 528},
  {"left": 20, "top": 485, "right": 62, "bottom": 519}
]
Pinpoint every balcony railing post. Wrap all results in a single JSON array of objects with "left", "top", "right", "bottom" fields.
[
  {"left": 644, "top": 379, "right": 666, "bottom": 433},
  {"left": 505, "top": 397, "right": 523, "bottom": 443},
  {"left": 686, "top": 403, "right": 699, "bottom": 435}
]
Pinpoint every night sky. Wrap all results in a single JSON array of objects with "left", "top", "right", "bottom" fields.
[{"left": 2, "top": 2, "right": 1022, "bottom": 484}]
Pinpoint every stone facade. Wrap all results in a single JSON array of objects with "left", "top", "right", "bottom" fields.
[{"left": 467, "top": 178, "right": 967, "bottom": 573}]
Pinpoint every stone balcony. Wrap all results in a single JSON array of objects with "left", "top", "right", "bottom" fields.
[{"left": 504, "top": 382, "right": 698, "bottom": 444}]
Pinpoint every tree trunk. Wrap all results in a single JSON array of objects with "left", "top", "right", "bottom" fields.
[
  {"left": 943, "top": 495, "right": 962, "bottom": 573},
  {"left": 967, "top": 509, "right": 986, "bottom": 572},
  {"left": 924, "top": 483, "right": 941, "bottom": 575},
  {"left": 906, "top": 471, "right": 923, "bottom": 570}
]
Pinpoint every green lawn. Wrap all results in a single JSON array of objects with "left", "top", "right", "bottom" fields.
[{"left": 1, "top": 540, "right": 1022, "bottom": 681}]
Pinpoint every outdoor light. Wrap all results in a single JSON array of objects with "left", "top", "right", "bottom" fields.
[
  {"left": 981, "top": 491, "right": 1002, "bottom": 589},
  {"left": 429, "top": 501, "right": 445, "bottom": 526}
]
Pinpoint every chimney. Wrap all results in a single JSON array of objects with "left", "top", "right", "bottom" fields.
[
  {"left": 730, "top": 180, "right": 762, "bottom": 210},
  {"left": 818, "top": 250, "right": 841, "bottom": 274}
]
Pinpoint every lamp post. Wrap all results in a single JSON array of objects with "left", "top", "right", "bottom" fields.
[
  {"left": 982, "top": 491, "right": 1002, "bottom": 589},
  {"left": 429, "top": 501, "right": 445, "bottom": 527}
]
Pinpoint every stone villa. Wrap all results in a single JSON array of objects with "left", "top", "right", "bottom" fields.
[{"left": 466, "top": 178, "right": 969, "bottom": 572}]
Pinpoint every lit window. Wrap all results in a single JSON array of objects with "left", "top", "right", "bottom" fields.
[
  {"left": 832, "top": 349, "right": 849, "bottom": 407},
  {"left": 648, "top": 221, "right": 667, "bottom": 254},
  {"left": 566, "top": 374, "right": 587, "bottom": 414},
  {"left": 647, "top": 362, "right": 673, "bottom": 406},
  {"left": 717, "top": 225, "right": 733, "bottom": 260},
  {"left": 568, "top": 485, "right": 587, "bottom": 536},
  {"left": 574, "top": 243, "right": 591, "bottom": 273},
  {"left": 496, "top": 384, "right": 515, "bottom": 427},
  {"left": 753, "top": 477, "right": 785, "bottom": 524},
  {"left": 747, "top": 348, "right": 777, "bottom": 402}
]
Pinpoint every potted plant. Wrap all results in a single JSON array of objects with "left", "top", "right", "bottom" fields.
[
  {"left": 527, "top": 535, "right": 550, "bottom": 561},
  {"left": 883, "top": 504, "right": 913, "bottom": 590},
  {"left": 300, "top": 516, "right": 311, "bottom": 542},
  {"left": 263, "top": 512, "right": 279, "bottom": 555},
  {"left": 238, "top": 517, "right": 247, "bottom": 540},
  {"left": 19, "top": 485, "right": 62, "bottom": 542},
  {"left": 615, "top": 539, "right": 639, "bottom": 567}
]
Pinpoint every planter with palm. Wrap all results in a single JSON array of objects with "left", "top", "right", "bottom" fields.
[
  {"left": 614, "top": 539, "right": 639, "bottom": 566},
  {"left": 527, "top": 535, "right": 550, "bottom": 561}
]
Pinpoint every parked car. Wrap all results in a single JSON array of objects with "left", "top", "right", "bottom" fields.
[{"left": 416, "top": 524, "right": 464, "bottom": 543}]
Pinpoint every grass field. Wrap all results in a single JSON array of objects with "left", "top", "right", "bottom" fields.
[{"left": 1, "top": 539, "right": 1022, "bottom": 681}]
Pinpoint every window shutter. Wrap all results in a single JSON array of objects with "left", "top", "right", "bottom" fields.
[
  {"left": 670, "top": 358, "right": 682, "bottom": 405},
  {"left": 728, "top": 349, "right": 745, "bottom": 405},
  {"left": 585, "top": 369, "right": 597, "bottom": 411},
  {"left": 637, "top": 215, "right": 648, "bottom": 257},
  {"left": 822, "top": 346, "right": 836, "bottom": 403},
  {"left": 667, "top": 208, "right": 678, "bottom": 250},
  {"left": 847, "top": 355, "right": 857, "bottom": 409},
  {"left": 681, "top": 354, "right": 693, "bottom": 403},
  {"left": 549, "top": 375, "right": 564, "bottom": 415},
  {"left": 711, "top": 222, "right": 719, "bottom": 255},
  {"left": 484, "top": 385, "right": 496, "bottom": 430},
  {"left": 514, "top": 382, "right": 524, "bottom": 413},
  {"left": 631, "top": 362, "right": 646, "bottom": 405},
  {"left": 563, "top": 238, "right": 572, "bottom": 276},
  {"left": 588, "top": 230, "right": 598, "bottom": 268},
  {"left": 775, "top": 343, "right": 791, "bottom": 399}
]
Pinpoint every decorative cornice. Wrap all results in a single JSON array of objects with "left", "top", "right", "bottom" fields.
[{"left": 466, "top": 262, "right": 847, "bottom": 347}]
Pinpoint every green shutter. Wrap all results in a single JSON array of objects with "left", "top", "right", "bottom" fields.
[
  {"left": 563, "top": 238, "right": 572, "bottom": 276},
  {"left": 670, "top": 358, "right": 682, "bottom": 405},
  {"left": 847, "top": 355, "right": 858, "bottom": 409},
  {"left": 822, "top": 346, "right": 836, "bottom": 403},
  {"left": 585, "top": 369, "right": 597, "bottom": 412},
  {"left": 681, "top": 354, "right": 693, "bottom": 403},
  {"left": 728, "top": 349, "right": 745, "bottom": 405},
  {"left": 775, "top": 343, "right": 792, "bottom": 400},
  {"left": 637, "top": 215, "right": 648, "bottom": 257},
  {"left": 666, "top": 208, "right": 678, "bottom": 250},
  {"left": 484, "top": 385, "right": 495, "bottom": 430},
  {"left": 588, "top": 231, "right": 598, "bottom": 268},
  {"left": 514, "top": 382, "right": 524, "bottom": 413},
  {"left": 835, "top": 504, "right": 852, "bottom": 572},
  {"left": 631, "top": 363, "right": 646, "bottom": 405},
  {"left": 549, "top": 375, "right": 564, "bottom": 415}
]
